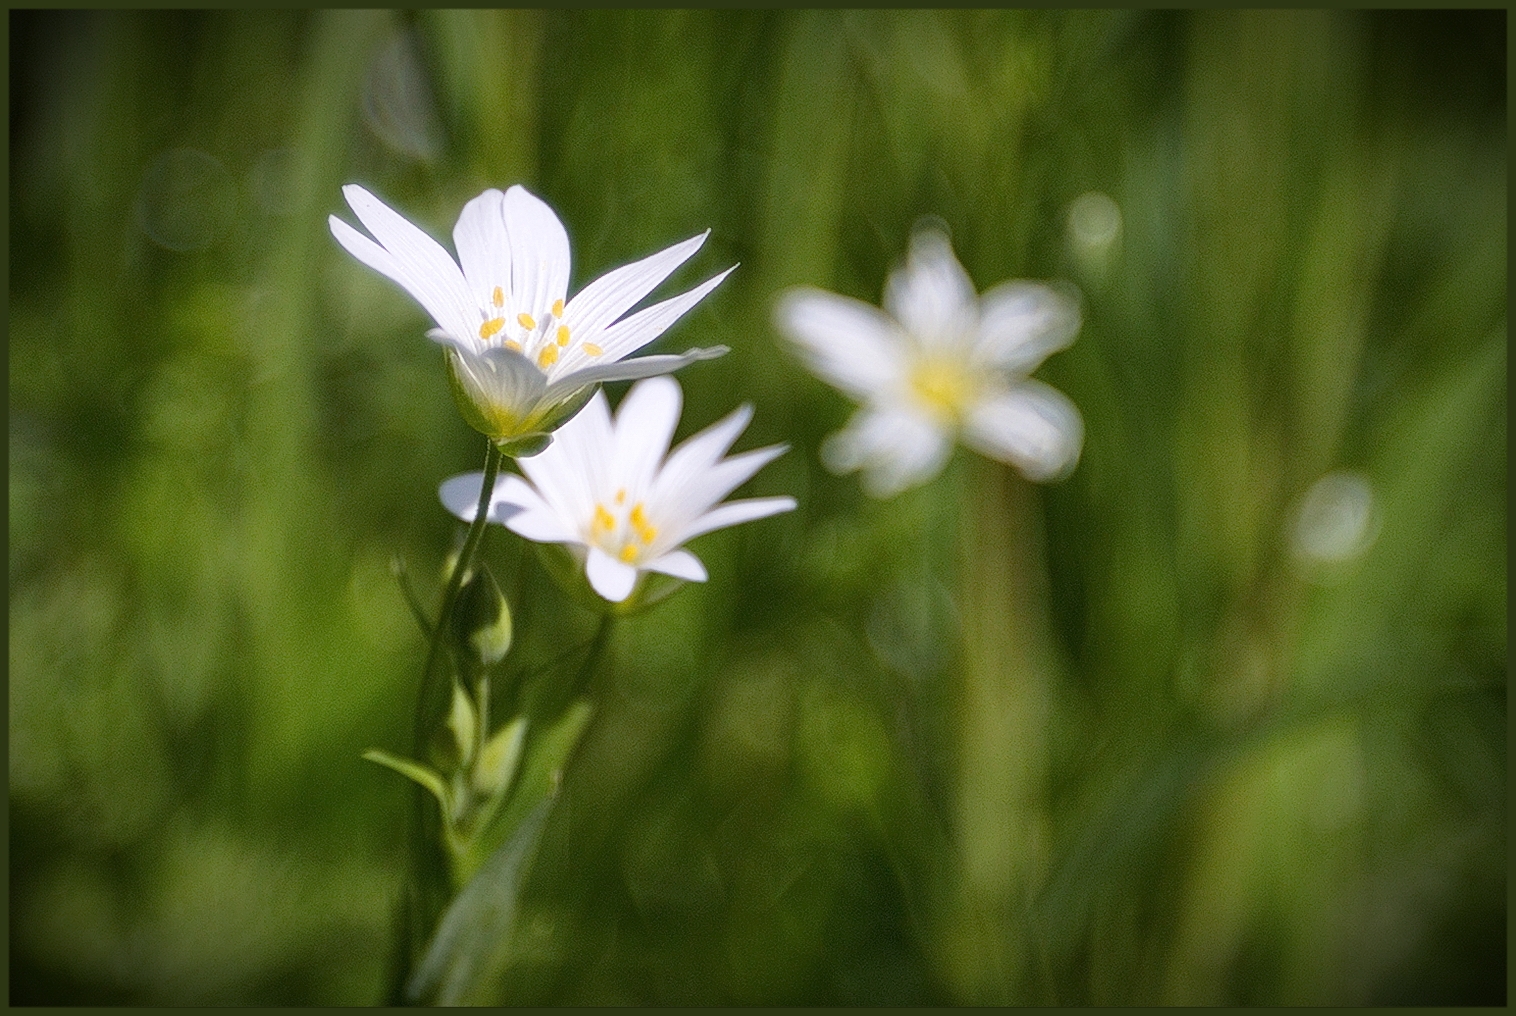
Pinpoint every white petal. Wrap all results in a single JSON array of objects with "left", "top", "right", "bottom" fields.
[
  {"left": 670, "top": 445, "right": 788, "bottom": 528},
  {"left": 883, "top": 228, "right": 978, "bottom": 349},
  {"left": 651, "top": 403, "right": 754, "bottom": 509},
  {"left": 821, "top": 405, "right": 951, "bottom": 497},
  {"left": 564, "top": 231, "right": 709, "bottom": 340},
  {"left": 644, "top": 549, "right": 708, "bottom": 583},
  {"left": 679, "top": 496, "right": 797, "bottom": 542},
  {"left": 453, "top": 188, "right": 510, "bottom": 301},
  {"left": 491, "top": 475, "right": 577, "bottom": 541},
  {"left": 974, "top": 281, "right": 1080, "bottom": 375},
  {"left": 541, "top": 346, "right": 727, "bottom": 406},
  {"left": 962, "top": 380, "right": 1083, "bottom": 482},
  {"left": 585, "top": 546, "right": 639, "bottom": 603},
  {"left": 336, "top": 185, "right": 474, "bottom": 341},
  {"left": 773, "top": 288, "right": 908, "bottom": 400},
  {"left": 519, "top": 389, "right": 611, "bottom": 526},
  {"left": 502, "top": 185, "right": 571, "bottom": 318},
  {"left": 585, "top": 266, "right": 735, "bottom": 364},
  {"left": 439, "top": 471, "right": 489, "bottom": 523},
  {"left": 613, "top": 377, "right": 682, "bottom": 492}
]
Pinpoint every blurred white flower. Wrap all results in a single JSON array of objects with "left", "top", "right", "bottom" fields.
[
  {"left": 330, "top": 184, "right": 731, "bottom": 449},
  {"left": 1291, "top": 471, "right": 1379, "bottom": 571},
  {"left": 440, "top": 376, "right": 795, "bottom": 604},
  {"left": 775, "top": 228, "right": 1083, "bottom": 496}
]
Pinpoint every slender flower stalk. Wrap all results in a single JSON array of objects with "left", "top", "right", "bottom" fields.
[
  {"left": 775, "top": 228, "right": 1084, "bottom": 497},
  {"left": 440, "top": 376, "right": 796, "bottom": 606},
  {"left": 331, "top": 184, "right": 732, "bottom": 448}
]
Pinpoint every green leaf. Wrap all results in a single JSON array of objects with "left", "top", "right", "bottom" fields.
[
  {"left": 405, "top": 795, "right": 554, "bottom": 1006},
  {"left": 463, "top": 700, "right": 593, "bottom": 882},
  {"left": 363, "top": 749, "right": 452, "bottom": 821}
]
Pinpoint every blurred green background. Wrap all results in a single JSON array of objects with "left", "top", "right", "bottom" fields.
[{"left": 9, "top": 10, "right": 1505, "bottom": 1005}]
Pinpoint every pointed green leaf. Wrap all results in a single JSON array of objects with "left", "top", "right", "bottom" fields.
[
  {"left": 363, "top": 749, "right": 452, "bottom": 820},
  {"left": 472, "top": 716, "right": 527, "bottom": 798}
]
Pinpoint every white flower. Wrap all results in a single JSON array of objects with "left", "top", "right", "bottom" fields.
[
  {"left": 775, "top": 228, "right": 1083, "bottom": 497},
  {"left": 330, "top": 184, "right": 733, "bottom": 447},
  {"left": 440, "top": 376, "right": 796, "bottom": 604}
]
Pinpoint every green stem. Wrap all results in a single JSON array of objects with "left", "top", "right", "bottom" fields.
[
  {"left": 395, "top": 439, "right": 503, "bottom": 1003},
  {"left": 414, "top": 440, "right": 503, "bottom": 756}
]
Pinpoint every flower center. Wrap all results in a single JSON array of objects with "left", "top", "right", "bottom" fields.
[
  {"left": 908, "top": 357, "right": 976, "bottom": 421},
  {"left": 589, "top": 493, "right": 658, "bottom": 564},
  {"left": 476, "top": 293, "right": 603, "bottom": 368}
]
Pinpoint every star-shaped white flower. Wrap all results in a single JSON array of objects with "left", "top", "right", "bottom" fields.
[
  {"left": 775, "top": 228, "right": 1083, "bottom": 497},
  {"left": 330, "top": 184, "right": 733, "bottom": 448},
  {"left": 440, "top": 376, "right": 796, "bottom": 604}
]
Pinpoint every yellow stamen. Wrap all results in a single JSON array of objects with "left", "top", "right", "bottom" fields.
[
  {"left": 909, "top": 359, "right": 974, "bottom": 421},
  {"left": 504, "top": 339, "right": 522, "bottom": 352},
  {"left": 615, "top": 489, "right": 627, "bottom": 505},
  {"left": 582, "top": 343, "right": 603, "bottom": 357},
  {"left": 556, "top": 325, "right": 571, "bottom": 347},
  {"left": 618, "top": 544, "right": 639, "bottom": 564},
  {"left": 537, "top": 345, "right": 558, "bottom": 368},
  {"left": 492, "top": 286, "right": 504, "bottom": 308},
  {"left": 593, "top": 504, "right": 615, "bottom": 532},
  {"left": 517, "top": 313, "right": 537, "bottom": 330},
  {"left": 479, "top": 317, "right": 506, "bottom": 339},
  {"left": 552, "top": 299, "right": 565, "bottom": 318},
  {"left": 629, "top": 503, "right": 649, "bottom": 529},
  {"left": 638, "top": 524, "right": 657, "bottom": 545}
]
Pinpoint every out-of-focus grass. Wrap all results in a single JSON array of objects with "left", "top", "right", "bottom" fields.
[{"left": 9, "top": 9, "right": 1505, "bottom": 1005}]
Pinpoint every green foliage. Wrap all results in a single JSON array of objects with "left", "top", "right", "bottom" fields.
[{"left": 9, "top": 9, "right": 1504, "bottom": 1006}]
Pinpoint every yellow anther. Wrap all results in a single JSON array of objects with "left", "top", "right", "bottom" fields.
[
  {"left": 638, "top": 524, "right": 658, "bottom": 545},
  {"left": 556, "top": 325, "right": 571, "bottom": 347},
  {"left": 479, "top": 317, "right": 506, "bottom": 339},
  {"left": 593, "top": 504, "right": 615, "bottom": 532},
  {"left": 504, "top": 340, "right": 522, "bottom": 352},
  {"left": 582, "top": 343, "right": 603, "bottom": 357},
  {"left": 537, "top": 344, "right": 558, "bottom": 368},
  {"left": 614, "top": 489, "right": 627, "bottom": 505},
  {"left": 517, "top": 313, "right": 537, "bottom": 330},
  {"left": 552, "top": 299, "right": 565, "bottom": 318},
  {"left": 618, "top": 544, "right": 639, "bottom": 564},
  {"left": 629, "top": 503, "right": 648, "bottom": 528},
  {"left": 492, "top": 286, "right": 504, "bottom": 308}
]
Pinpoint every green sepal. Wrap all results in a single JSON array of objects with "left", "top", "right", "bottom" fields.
[
  {"left": 493, "top": 432, "right": 552, "bottom": 458},
  {"left": 472, "top": 716, "right": 527, "bottom": 799},
  {"left": 446, "top": 684, "right": 477, "bottom": 767}
]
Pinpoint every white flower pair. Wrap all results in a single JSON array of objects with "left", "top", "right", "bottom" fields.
[{"left": 331, "top": 184, "right": 793, "bottom": 604}]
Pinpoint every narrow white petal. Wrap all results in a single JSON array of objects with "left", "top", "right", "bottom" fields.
[
  {"left": 565, "top": 231, "right": 709, "bottom": 340},
  {"left": 587, "top": 266, "right": 735, "bottom": 363},
  {"left": 330, "top": 214, "right": 474, "bottom": 343},
  {"left": 519, "top": 389, "right": 611, "bottom": 526},
  {"left": 585, "top": 546, "right": 639, "bottom": 603},
  {"left": 613, "top": 377, "right": 682, "bottom": 492},
  {"left": 339, "top": 185, "right": 474, "bottom": 338},
  {"left": 883, "top": 228, "right": 978, "bottom": 349},
  {"left": 453, "top": 188, "right": 510, "bottom": 300},
  {"left": 439, "top": 471, "right": 489, "bottom": 523},
  {"left": 962, "top": 380, "right": 1084, "bottom": 482},
  {"left": 651, "top": 403, "right": 754, "bottom": 509},
  {"left": 773, "top": 287, "right": 908, "bottom": 400},
  {"left": 540, "top": 346, "right": 727, "bottom": 406},
  {"left": 974, "top": 281, "right": 1081, "bottom": 375},
  {"left": 490, "top": 475, "right": 574, "bottom": 538},
  {"left": 679, "top": 496, "right": 797, "bottom": 542},
  {"left": 670, "top": 444, "right": 788, "bottom": 527},
  {"left": 821, "top": 405, "right": 951, "bottom": 497},
  {"left": 644, "top": 549, "right": 708, "bottom": 583},
  {"left": 502, "top": 185, "right": 571, "bottom": 317}
]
